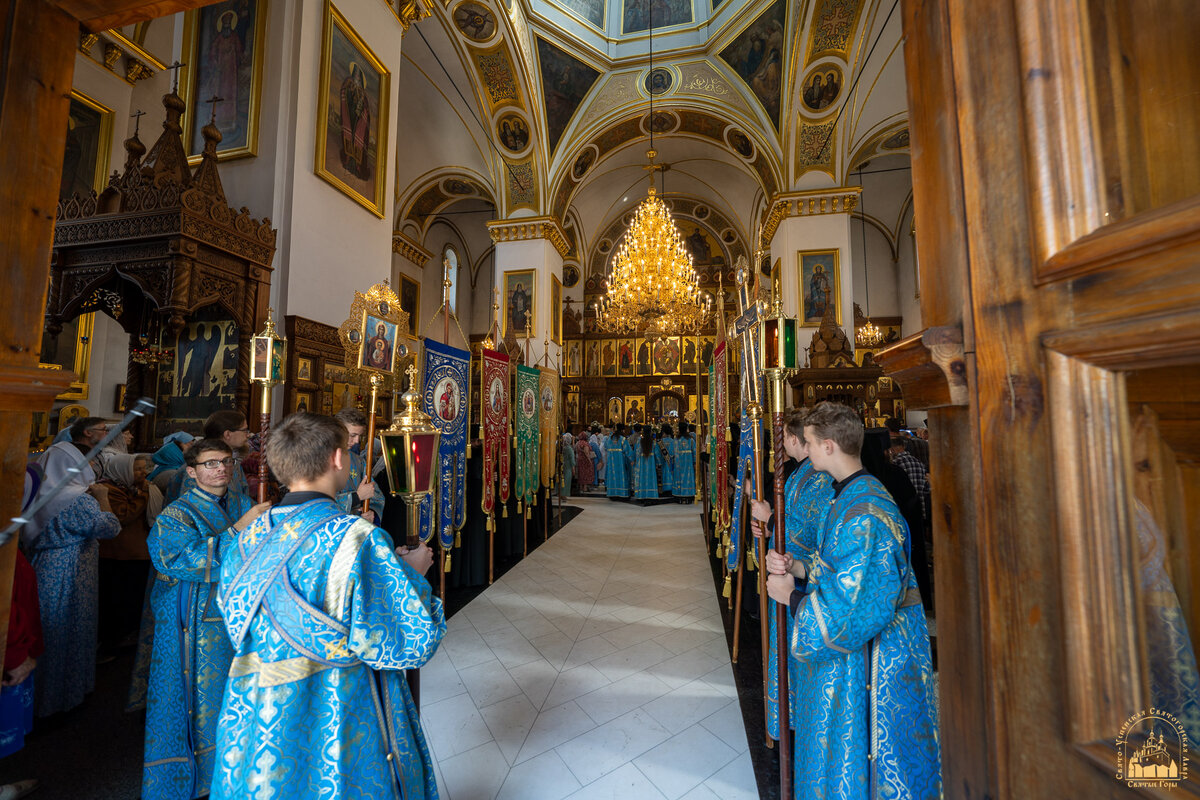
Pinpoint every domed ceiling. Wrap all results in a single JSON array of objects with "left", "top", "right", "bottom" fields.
[{"left": 395, "top": 0, "right": 909, "bottom": 277}]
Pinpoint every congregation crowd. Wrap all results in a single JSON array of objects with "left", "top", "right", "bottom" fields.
[
  {"left": 2, "top": 407, "right": 439, "bottom": 800},
  {"left": 559, "top": 422, "right": 699, "bottom": 502}
]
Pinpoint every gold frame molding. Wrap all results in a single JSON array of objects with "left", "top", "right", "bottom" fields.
[
  {"left": 68, "top": 90, "right": 113, "bottom": 195},
  {"left": 179, "top": 0, "right": 269, "bottom": 164},
  {"left": 797, "top": 248, "right": 841, "bottom": 326},
  {"left": 314, "top": 1, "right": 391, "bottom": 218},
  {"left": 502, "top": 268, "right": 536, "bottom": 341},
  {"left": 550, "top": 274, "right": 563, "bottom": 345},
  {"left": 39, "top": 312, "right": 96, "bottom": 401}
]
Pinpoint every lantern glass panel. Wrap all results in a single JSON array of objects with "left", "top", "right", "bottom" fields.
[
  {"left": 379, "top": 433, "right": 410, "bottom": 495},
  {"left": 783, "top": 319, "right": 798, "bottom": 368},
  {"left": 411, "top": 431, "right": 440, "bottom": 494},
  {"left": 762, "top": 320, "right": 780, "bottom": 369}
]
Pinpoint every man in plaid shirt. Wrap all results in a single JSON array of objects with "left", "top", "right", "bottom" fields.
[{"left": 890, "top": 433, "right": 929, "bottom": 522}]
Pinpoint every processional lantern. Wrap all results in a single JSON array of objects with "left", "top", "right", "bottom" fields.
[
  {"left": 380, "top": 365, "right": 442, "bottom": 548},
  {"left": 250, "top": 308, "right": 286, "bottom": 501},
  {"left": 250, "top": 308, "right": 287, "bottom": 385}
]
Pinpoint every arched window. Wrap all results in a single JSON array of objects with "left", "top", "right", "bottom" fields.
[{"left": 443, "top": 245, "right": 459, "bottom": 313}]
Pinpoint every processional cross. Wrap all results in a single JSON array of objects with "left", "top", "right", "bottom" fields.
[
  {"left": 165, "top": 60, "right": 187, "bottom": 92},
  {"left": 729, "top": 265, "right": 762, "bottom": 408}
]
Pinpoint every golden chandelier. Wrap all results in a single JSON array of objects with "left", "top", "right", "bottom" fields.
[{"left": 596, "top": 155, "right": 710, "bottom": 338}]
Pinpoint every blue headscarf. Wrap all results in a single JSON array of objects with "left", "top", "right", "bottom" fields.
[{"left": 148, "top": 432, "right": 192, "bottom": 480}]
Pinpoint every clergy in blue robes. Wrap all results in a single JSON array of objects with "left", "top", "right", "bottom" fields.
[
  {"left": 671, "top": 424, "right": 698, "bottom": 500},
  {"left": 213, "top": 412, "right": 445, "bottom": 800},
  {"left": 657, "top": 426, "right": 675, "bottom": 496},
  {"left": 605, "top": 426, "right": 630, "bottom": 498},
  {"left": 164, "top": 411, "right": 252, "bottom": 503},
  {"left": 633, "top": 434, "right": 661, "bottom": 501},
  {"left": 750, "top": 409, "right": 834, "bottom": 742},
  {"left": 144, "top": 438, "right": 265, "bottom": 800},
  {"left": 766, "top": 402, "right": 940, "bottom": 799},
  {"left": 333, "top": 408, "right": 386, "bottom": 521}
]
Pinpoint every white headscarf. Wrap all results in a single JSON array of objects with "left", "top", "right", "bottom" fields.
[{"left": 23, "top": 441, "right": 94, "bottom": 544}]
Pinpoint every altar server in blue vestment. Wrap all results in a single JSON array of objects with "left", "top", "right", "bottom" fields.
[
  {"left": 657, "top": 425, "right": 675, "bottom": 496},
  {"left": 333, "top": 408, "right": 385, "bottom": 522},
  {"left": 605, "top": 425, "right": 630, "bottom": 499},
  {"left": 165, "top": 411, "right": 252, "bottom": 502},
  {"left": 766, "top": 402, "right": 940, "bottom": 799},
  {"left": 749, "top": 408, "right": 834, "bottom": 742},
  {"left": 213, "top": 412, "right": 445, "bottom": 800},
  {"left": 632, "top": 432, "right": 661, "bottom": 503},
  {"left": 144, "top": 438, "right": 266, "bottom": 800},
  {"left": 672, "top": 423, "right": 697, "bottom": 501}
]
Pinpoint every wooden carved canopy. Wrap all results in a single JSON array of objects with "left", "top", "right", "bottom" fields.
[{"left": 47, "top": 88, "right": 276, "bottom": 420}]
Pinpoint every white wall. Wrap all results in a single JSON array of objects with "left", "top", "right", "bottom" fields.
[{"left": 771, "top": 213, "right": 855, "bottom": 349}]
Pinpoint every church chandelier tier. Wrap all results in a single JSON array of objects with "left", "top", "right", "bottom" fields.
[{"left": 594, "top": 3, "right": 709, "bottom": 340}]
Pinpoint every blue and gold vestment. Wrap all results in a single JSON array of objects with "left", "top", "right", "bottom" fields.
[
  {"left": 789, "top": 472, "right": 940, "bottom": 799},
  {"left": 213, "top": 496, "right": 445, "bottom": 799},
  {"left": 335, "top": 449, "right": 385, "bottom": 520},
  {"left": 144, "top": 486, "right": 255, "bottom": 800},
  {"left": 671, "top": 436, "right": 697, "bottom": 498},
  {"left": 633, "top": 442, "right": 661, "bottom": 500},
  {"left": 766, "top": 458, "right": 832, "bottom": 741},
  {"left": 605, "top": 436, "right": 630, "bottom": 498}
]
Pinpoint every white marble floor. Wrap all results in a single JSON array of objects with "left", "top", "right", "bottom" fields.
[{"left": 420, "top": 497, "right": 758, "bottom": 800}]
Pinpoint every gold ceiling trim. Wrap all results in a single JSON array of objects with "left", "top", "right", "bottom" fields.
[
  {"left": 487, "top": 216, "right": 570, "bottom": 257},
  {"left": 393, "top": 232, "right": 434, "bottom": 265},
  {"left": 762, "top": 186, "right": 861, "bottom": 244}
]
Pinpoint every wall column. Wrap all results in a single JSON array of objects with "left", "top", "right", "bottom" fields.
[
  {"left": 764, "top": 188, "right": 861, "bottom": 353},
  {"left": 487, "top": 217, "right": 569, "bottom": 367}
]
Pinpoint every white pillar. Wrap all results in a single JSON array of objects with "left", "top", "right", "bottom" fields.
[
  {"left": 765, "top": 188, "right": 861, "bottom": 348},
  {"left": 487, "top": 217, "right": 568, "bottom": 368}
]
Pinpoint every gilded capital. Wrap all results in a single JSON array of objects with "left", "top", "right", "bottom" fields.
[
  {"left": 392, "top": 232, "right": 434, "bottom": 266},
  {"left": 761, "top": 187, "right": 862, "bottom": 244},
  {"left": 486, "top": 217, "right": 570, "bottom": 258}
]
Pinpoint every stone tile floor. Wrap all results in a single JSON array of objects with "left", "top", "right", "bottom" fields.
[{"left": 423, "top": 496, "right": 757, "bottom": 800}]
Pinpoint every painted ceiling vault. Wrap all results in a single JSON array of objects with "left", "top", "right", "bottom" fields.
[{"left": 395, "top": 0, "right": 910, "bottom": 279}]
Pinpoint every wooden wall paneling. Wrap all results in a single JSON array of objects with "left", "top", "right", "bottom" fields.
[
  {"left": 941, "top": 0, "right": 1126, "bottom": 792},
  {"left": 0, "top": 0, "right": 82, "bottom": 671},
  {"left": 900, "top": 0, "right": 990, "bottom": 795}
]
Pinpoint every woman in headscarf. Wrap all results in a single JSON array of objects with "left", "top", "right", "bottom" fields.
[
  {"left": 658, "top": 424, "right": 675, "bottom": 498},
  {"left": 97, "top": 454, "right": 159, "bottom": 656},
  {"left": 24, "top": 447, "right": 120, "bottom": 717},
  {"left": 560, "top": 432, "right": 575, "bottom": 499},
  {"left": 148, "top": 432, "right": 193, "bottom": 494},
  {"left": 574, "top": 430, "right": 595, "bottom": 493}
]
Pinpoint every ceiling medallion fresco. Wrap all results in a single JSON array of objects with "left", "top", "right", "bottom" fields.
[
  {"left": 725, "top": 127, "right": 754, "bottom": 159},
  {"left": 801, "top": 63, "right": 843, "bottom": 114},
  {"left": 497, "top": 111, "right": 532, "bottom": 155},
  {"left": 571, "top": 144, "right": 598, "bottom": 179},
  {"left": 882, "top": 128, "right": 909, "bottom": 150},
  {"left": 718, "top": 0, "right": 786, "bottom": 128},
  {"left": 644, "top": 67, "right": 674, "bottom": 96},
  {"left": 537, "top": 38, "right": 601, "bottom": 155},
  {"left": 453, "top": 1, "right": 497, "bottom": 42}
]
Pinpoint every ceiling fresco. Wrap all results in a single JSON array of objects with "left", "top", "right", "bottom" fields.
[{"left": 537, "top": 38, "right": 602, "bottom": 156}]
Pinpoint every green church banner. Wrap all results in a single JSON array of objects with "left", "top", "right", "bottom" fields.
[{"left": 516, "top": 365, "right": 540, "bottom": 506}]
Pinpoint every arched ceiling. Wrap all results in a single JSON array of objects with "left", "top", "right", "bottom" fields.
[{"left": 394, "top": 0, "right": 910, "bottom": 253}]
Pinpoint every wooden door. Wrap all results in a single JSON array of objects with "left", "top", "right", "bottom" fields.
[{"left": 888, "top": 0, "right": 1200, "bottom": 796}]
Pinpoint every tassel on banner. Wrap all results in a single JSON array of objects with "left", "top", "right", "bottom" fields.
[
  {"left": 486, "top": 515, "right": 493, "bottom": 532},
  {"left": 444, "top": 552, "right": 453, "bottom": 572},
  {"left": 746, "top": 549, "right": 757, "bottom": 572},
  {"left": 455, "top": 530, "right": 461, "bottom": 548},
  {"left": 722, "top": 574, "right": 732, "bottom": 598},
  {"left": 517, "top": 500, "right": 523, "bottom": 513},
  {"left": 502, "top": 504, "right": 508, "bottom": 518}
]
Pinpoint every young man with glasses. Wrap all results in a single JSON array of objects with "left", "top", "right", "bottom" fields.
[
  {"left": 165, "top": 411, "right": 252, "bottom": 502},
  {"left": 142, "top": 439, "right": 269, "bottom": 800}
]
